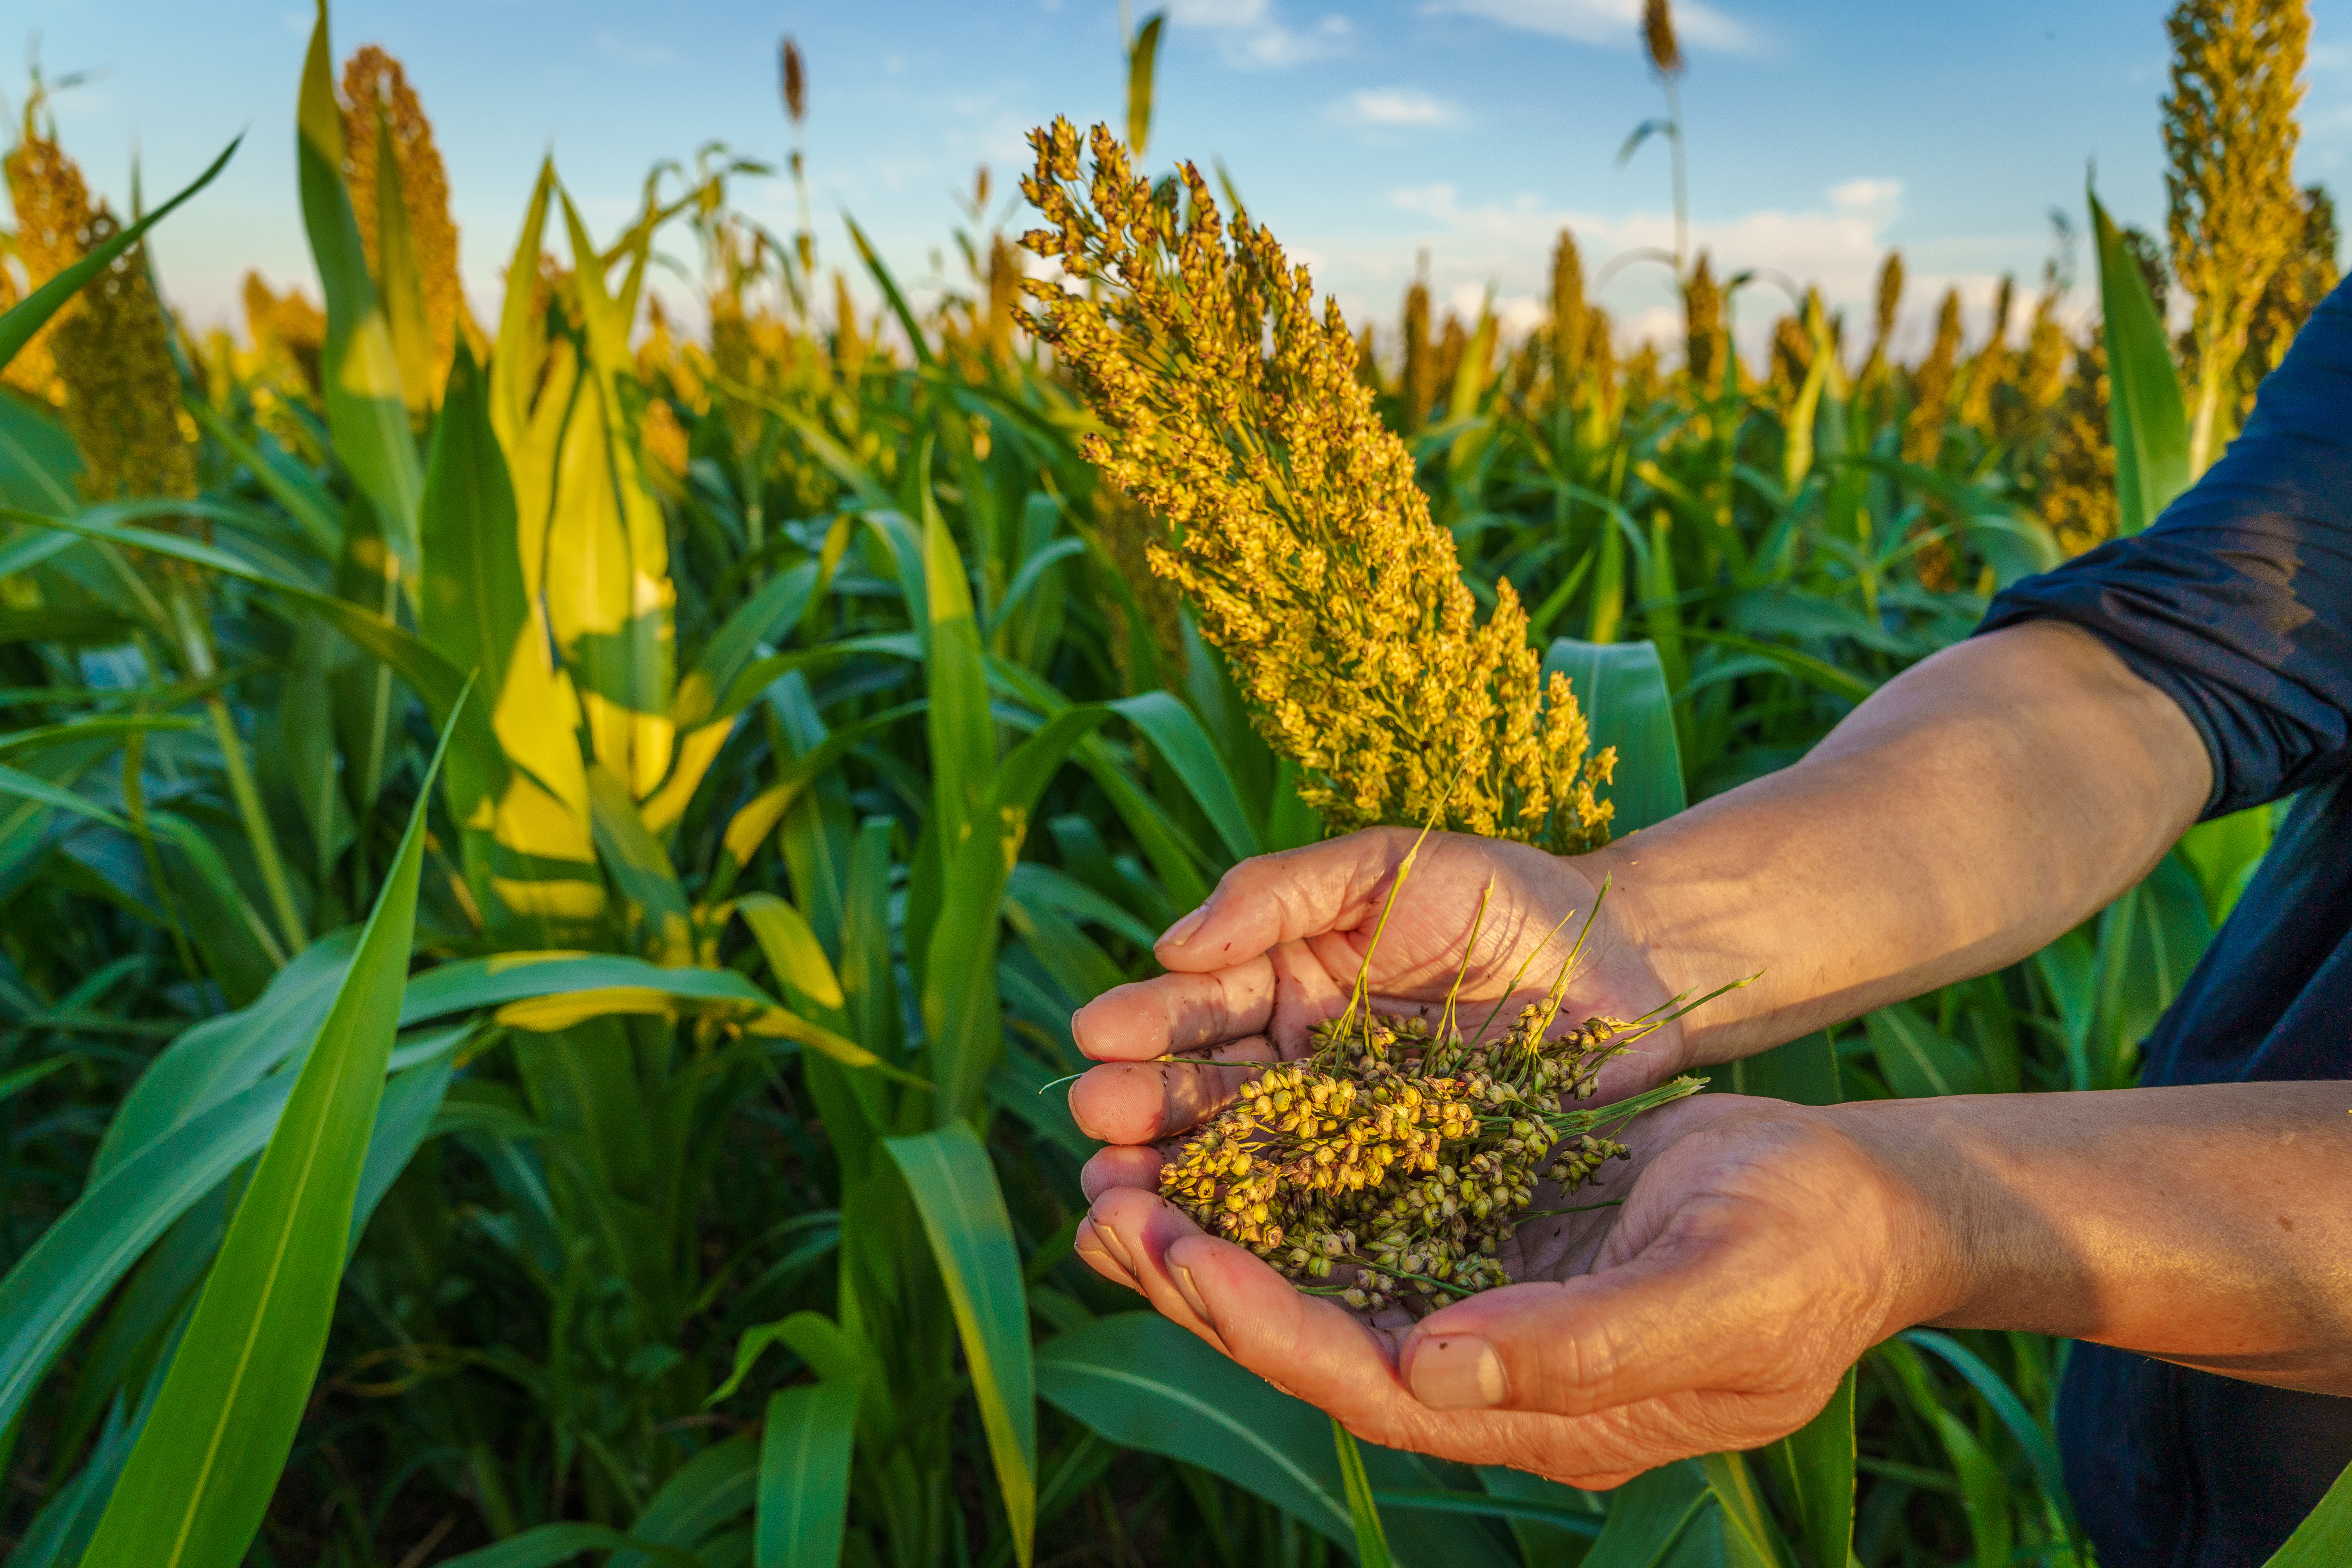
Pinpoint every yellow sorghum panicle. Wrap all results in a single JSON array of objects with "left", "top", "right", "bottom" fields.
[
  {"left": 2040, "top": 336, "right": 2119, "bottom": 556},
  {"left": 2, "top": 116, "right": 94, "bottom": 407},
  {"left": 1767, "top": 312, "right": 1811, "bottom": 405},
  {"left": 2162, "top": 0, "right": 2309, "bottom": 471},
  {"left": 1682, "top": 251, "right": 1727, "bottom": 394},
  {"left": 1158, "top": 1001, "right": 1700, "bottom": 1314},
  {"left": 1400, "top": 275, "right": 1436, "bottom": 431},
  {"left": 1959, "top": 274, "right": 2015, "bottom": 435},
  {"left": 243, "top": 270, "right": 327, "bottom": 395},
  {"left": 2237, "top": 182, "right": 2338, "bottom": 419},
  {"left": 51, "top": 209, "right": 198, "bottom": 504},
  {"left": 1549, "top": 229, "right": 1586, "bottom": 407},
  {"left": 1903, "top": 287, "right": 1963, "bottom": 465},
  {"left": 1020, "top": 121, "right": 1613, "bottom": 849},
  {"left": 1432, "top": 311, "right": 1469, "bottom": 411},
  {"left": 339, "top": 45, "right": 468, "bottom": 396}
]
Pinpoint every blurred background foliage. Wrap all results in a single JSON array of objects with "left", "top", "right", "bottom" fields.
[{"left": 0, "top": 0, "right": 2337, "bottom": 1564}]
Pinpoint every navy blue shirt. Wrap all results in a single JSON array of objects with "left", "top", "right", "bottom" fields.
[{"left": 1978, "top": 278, "right": 2352, "bottom": 1566}]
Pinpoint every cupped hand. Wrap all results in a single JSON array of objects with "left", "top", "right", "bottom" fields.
[
  {"left": 1074, "top": 1094, "right": 1943, "bottom": 1488},
  {"left": 1066, "top": 828, "right": 1683, "bottom": 1198}
]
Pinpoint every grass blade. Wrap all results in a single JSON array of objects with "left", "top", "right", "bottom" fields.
[
  {"left": 78, "top": 693, "right": 462, "bottom": 1568},
  {"left": 1333, "top": 1420, "right": 1397, "bottom": 1568},
  {"left": 2261, "top": 1461, "right": 2352, "bottom": 1567},
  {"left": 1112, "top": 691, "right": 1264, "bottom": 864},
  {"left": 885, "top": 1123, "right": 1036, "bottom": 1568},
  {"left": 757, "top": 1379, "right": 862, "bottom": 1568}
]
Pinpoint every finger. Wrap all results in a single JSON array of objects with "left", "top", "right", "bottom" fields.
[
  {"left": 1160, "top": 1231, "right": 1706, "bottom": 1479},
  {"left": 1153, "top": 830, "right": 1421, "bottom": 975},
  {"left": 1073, "top": 1218, "right": 1138, "bottom": 1292},
  {"left": 1072, "top": 958, "right": 1276, "bottom": 1062},
  {"left": 1086, "top": 1187, "right": 1229, "bottom": 1352},
  {"left": 1069, "top": 1034, "right": 1281, "bottom": 1145},
  {"left": 1079, "top": 1141, "right": 1171, "bottom": 1201},
  {"left": 1399, "top": 1222, "right": 1786, "bottom": 1420}
]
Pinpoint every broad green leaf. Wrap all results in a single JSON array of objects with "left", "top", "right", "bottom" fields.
[
  {"left": 1544, "top": 638, "right": 1686, "bottom": 833},
  {"left": 1125, "top": 12, "right": 1165, "bottom": 158},
  {"left": 93, "top": 931, "right": 357, "bottom": 1181},
  {"left": 738, "top": 893, "right": 848, "bottom": 1014},
  {"left": 440, "top": 1525, "right": 701, "bottom": 1568},
  {"left": 79, "top": 698, "right": 459, "bottom": 1568},
  {"left": 2174, "top": 804, "right": 2275, "bottom": 926},
  {"left": 1035, "top": 1313, "right": 1515, "bottom": 1568},
  {"left": 757, "top": 1380, "right": 862, "bottom": 1568},
  {"left": 677, "top": 560, "right": 822, "bottom": 731},
  {"left": 0, "top": 138, "right": 239, "bottom": 374},
  {"left": 1722, "top": 1029, "right": 1840, "bottom": 1107},
  {"left": 2089, "top": 185, "right": 2191, "bottom": 535},
  {"left": 2262, "top": 1461, "right": 2352, "bottom": 1567},
  {"left": 924, "top": 706, "right": 1111, "bottom": 1122},
  {"left": 1878, "top": 1341, "right": 2012, "bottom": 1568},
  {"left": 1581, "top": 1461, "right": 1710, "bottom": 1568},
  {"left": 0, "top": 1076, "right": 290, "bottom": 1440},
  {"left": 1695, "top": 1452, "right": 1780, "bottom": 1568},
  {"left": 1864, "top": 1001, "right": 1985, "bottom": 1099},
  {"left": 924, "top": 501, "right": 993, "bottom": 874},
  {"left": 417, "top": 336, "right": 528, "bottom": 744},
  {"left": 1900, "top": 1329, "right": 2079, "bottom": 1551},
  {"left": 885, "top": 1123, "right": 1036, "bottom": 1568},
  {"left": 1771, "top": 1366, "right": 1856, "bottom": 1568},
  {"left": 295, "top": 0, "right": 421, "bottom": 576},
  {"left": 1113, "top": 690, "right": 1263, "bottom": 864},
  {"left": 606, "top": 1435, "right": 760, "bottom": 1568},
  {"left": 369, "top": 108, "right": 436, "bottom": 419},
  {"left": 1334, "top": 1420, "right": 1397, "bottom": 1568},
  {"left": 588, "top": 761, "right": 694, "bottom": 964}
]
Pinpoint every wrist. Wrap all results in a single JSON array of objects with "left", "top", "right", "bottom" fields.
[{"left": 1818, "top": 1098, "right": 1986, "bottom": 1336}]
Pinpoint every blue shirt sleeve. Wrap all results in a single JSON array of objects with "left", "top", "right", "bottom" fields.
[{"left": 1978, "top": 278, "right": 2352, "bottom": 818}]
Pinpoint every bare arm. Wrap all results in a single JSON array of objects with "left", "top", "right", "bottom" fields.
[{"left": 1585, "top": 617, "right": 2212, "bottom": 1062}]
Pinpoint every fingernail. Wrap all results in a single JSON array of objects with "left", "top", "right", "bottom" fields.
[
  {"left": 1171, "top": 1263, "right": 1212, "bottom": 1322},
  {"left": 1158, "top": 904, "right": 1210, "bottom": 949},
  {"left": 1409, "top": 1334, "right": 1508, "bottom": 1412},
  {"left": 1094, "top": 1221, "right": 1138, "bottom": 1275}
]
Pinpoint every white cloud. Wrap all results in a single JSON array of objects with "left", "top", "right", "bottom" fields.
[
  {"left": 1170, "top": 0, "right": 1352, "bottom": 68},
  {"left": 1318, "top": 178, "right": 2027, "bottom": 368},
  {"left": 1332, "top": 87, "right": 1459, "bottom": 129},
  {"left": 1426, "top": 0, "right": 1761, "bottom": 56}
]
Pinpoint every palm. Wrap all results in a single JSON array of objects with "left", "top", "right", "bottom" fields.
[{"left": 1071, "top": 828, "right": 1686, "bottom": 1188}]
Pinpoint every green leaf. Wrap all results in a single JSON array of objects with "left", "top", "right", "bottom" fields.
[
  {"left": 587, "top": 761, "right": 695, "bottom": 964},
  {"left": 1581, "top": 1461, "right": 1710, "bottom": 1568},
  {"left": 884, "top": 1123, "right": 1036, "bottom": 1568},
  {"left": 757, "top": 1379, "right": 862, "bottom": 1568},
  {"left": 2262, "top": 1461, "right": 2352, "bottom": 1567},
  {"left": 2089, "top": 184, "right": 2191, "bottom": 535},
  {"left": 1771, "top": 1366, "right": 1855, "bottom": 1568},
  {"left": 1125, "top": 12, "right": 1165, "bottom": 158},
  {"left": 924, "top": 705, "right": 1111, "bottom": 1121},
  {"left": 737, "top": 893, "right": 848, "bottom": 1015},
  {"left": 295, "top": 0, "right": 422, "bottom": 575},
  {"left": 1899, "top": 1329, "right": 2078, "bottom": 1552},
  {"left": 1334, "top": 1420, "right": 1397, "bottom": 1568},
  {"left": 0, "top": 138, "right": 239, "bottom": 374},
  {"left": 606, "top": 1436, "right": 760, "bottom": 1568},
  {"left": 79, "top": 694, "right": 461, "bottom": 1568},
  {"left": 1864, "top": 1001, "right": 1985, "bottom": 1100},
  {"left": 1113, "top": 691, "right": 1263, "bottom": 864},
  {"left": 439, "top": 1524, "right": 703, "bottom": 1568},
  {"left": 417, "top": 337, "right": 528, "bottom": 717},
  {"left": 924, "top": 502, "right": 993, "bottom": 875},
  {"left": 1544, "top": 638, "right": 1686, "bottom": 833},
  {"left": 1036, "top": 1313, "right": 1517, "bottom": 1568}
]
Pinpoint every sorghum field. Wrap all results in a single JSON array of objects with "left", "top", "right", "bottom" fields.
[{"left": 1, "top": 1, "right": 2344, "bottom": 1564}]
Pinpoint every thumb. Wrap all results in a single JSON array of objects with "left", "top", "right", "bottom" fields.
[
  {"left": 1397, "top": 1230, "right": 1768, "bottom": 1419},
  {"left": 1156, "top": 828, "right": 1420, "bottom": 973}
]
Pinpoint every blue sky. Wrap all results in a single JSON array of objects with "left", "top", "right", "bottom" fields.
[{"left": 21, "top": 0, "right": 2352, "bottom": 359}]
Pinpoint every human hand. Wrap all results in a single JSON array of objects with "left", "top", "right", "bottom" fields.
[
  {"left": 1066, "top": 828, "right": 1685, "bottom": 1198},
  {"left": 1074, "top": 1094, "right": 1942, "bottom": 1486}
]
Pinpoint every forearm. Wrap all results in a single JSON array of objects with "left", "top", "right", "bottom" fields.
[
  {"left": 1584, "top": 620, "right": 2212, "bottom": 1061},
  {"left": 1841, "top": 1082, "right": 2352, "bottom": 1391}
]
